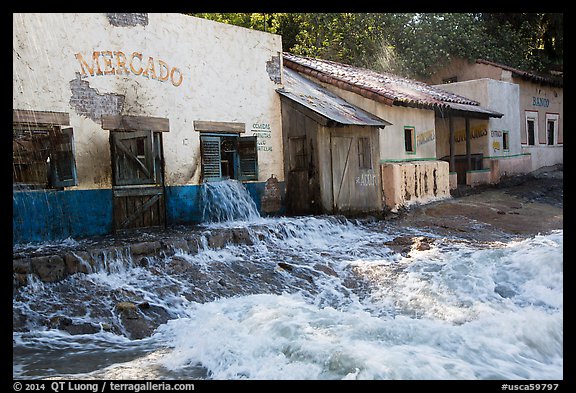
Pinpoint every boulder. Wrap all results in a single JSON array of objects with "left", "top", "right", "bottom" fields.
[{"left": 31, "top": 255, "right": 66, "bottom": 282}]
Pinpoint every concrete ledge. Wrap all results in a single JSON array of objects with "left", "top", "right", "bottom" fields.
[{"left": 466, "top": 169, "right": 492, "bottom": 187}]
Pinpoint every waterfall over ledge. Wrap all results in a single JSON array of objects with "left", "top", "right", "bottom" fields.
[{"left": 200, "top": 179, "right": 260, "bottom": 223}]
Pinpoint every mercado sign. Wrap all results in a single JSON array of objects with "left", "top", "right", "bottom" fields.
[{"left": 75, "top": 51, "right": 183, "bottom": 87}]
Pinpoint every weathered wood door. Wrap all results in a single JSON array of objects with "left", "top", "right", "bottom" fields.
[
  {"left": 111, "top": 130, "right": 165, "bottom": 231},
  {"left": 330, "top": 135, "right": 354, "bottom": 212}
]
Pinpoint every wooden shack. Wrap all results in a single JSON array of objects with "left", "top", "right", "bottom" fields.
[{"left": 278, "top": 68, "right": 391, "bottom": 216}]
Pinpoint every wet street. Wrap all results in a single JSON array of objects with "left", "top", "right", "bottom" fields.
[{"left": 13, "top": 167, "right": 563, "bottom": 380}]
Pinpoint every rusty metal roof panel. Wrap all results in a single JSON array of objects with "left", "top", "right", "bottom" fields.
[
  {"left": 278, "top": 68, "right": 392, "bottom": 127},
  {"left": 283, "top": 52, "right": 482, "bottom": 109}
]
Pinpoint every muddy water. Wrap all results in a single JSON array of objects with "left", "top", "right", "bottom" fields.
[{"left": 13, "top": 180, "right": 563, "bottom": 380}]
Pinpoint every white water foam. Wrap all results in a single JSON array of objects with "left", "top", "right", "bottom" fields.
[
  {"left": 13, "top": 215, "right": 563, "bottom": 380},
  {"left": 200, "top": 179, "right": 260, "bottom": 223}
]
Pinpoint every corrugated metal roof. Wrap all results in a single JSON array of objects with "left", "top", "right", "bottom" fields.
[
  {"left": 283, "top": 52, "right": 503, "bottom": 118},
  {"left": 278, "top": 68, "right": 392, "bottom": 127}
]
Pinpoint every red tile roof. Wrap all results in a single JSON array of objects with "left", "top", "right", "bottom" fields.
[
  {"left": 476, "top": 59, "right": 563, "bottom": 87},
  {"left": 283, "top": 52, "right": 482, "bottom": 111}
]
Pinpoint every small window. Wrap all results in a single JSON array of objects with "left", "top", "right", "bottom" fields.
[
  {"left": 404, "top": 127, "right": 416, "bottom": 154},
  {"left": 358, "top": 137, "right": 372, "bottom": 169},
  {"left": 289, "top": 137, "right": 306, "bottom": 171},
  {"left": 547, "top": 121, "right": 554, "bottom": 145},
  {"left": 200, "top": 133, "right": 258, "bottom": 182},
  {"left": 13, "top": 124, "right": 78, "bottom": 189},
  {"left": 502, "top": 131, "right": 509, "bottom": 151},
  {"left": 524, "top": 111, "right": 538, "bottom": 146},
  {"left": 545, "top": 114, "right": 559, "bottom": 146},
  {"left": 527, "top": 120, "right": 535, "bottom": 145}
]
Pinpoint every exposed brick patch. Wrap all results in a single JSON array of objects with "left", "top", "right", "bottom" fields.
[
  {"left": 106, "top": 13, "right": 148, "bottom": 27},
  {"left": 266, "top": 54, "right": 281, "bottom": 84},
  {"left": 69, "top": 73, "right": 125, "bottom": 124}
]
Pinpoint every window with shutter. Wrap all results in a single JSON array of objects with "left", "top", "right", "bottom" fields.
[
  {"left": 237, "top": 136, "right": 258, "bottom": 181},
  {"left": 199, "top": 133, "right": 258, "bottom": 182},
  {"left": 200, "top": 135, "right": 223, "bottom": 182},
  {"left": 111, "top": 130, "right": 157, "bottom": 186},
  {"left": 13, "top": 123, "right": 78, "bottom": 189},
  {"left": 49, "top": 127, "right": 78, "bottom": 187}
]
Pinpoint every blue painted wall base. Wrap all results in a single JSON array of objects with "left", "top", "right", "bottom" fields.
[{"left": 13, "top": 181, "right": 285, "bottom": 245}]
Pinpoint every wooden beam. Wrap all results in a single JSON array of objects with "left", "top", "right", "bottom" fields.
[
  {"left": 102, "top": 115, "right": 170, "bottom": 132},
  {"left": 449, "top": 115, "right": 455, "bottom": 173},
  {"left": 193, "top": 120, "right": 246, "bottom": 133},
  {"left": 465, "top": 117, "right": 472, "bottom": 172},
  {"left": 13, "top": 109, "right": 70, "bottom": 125}
]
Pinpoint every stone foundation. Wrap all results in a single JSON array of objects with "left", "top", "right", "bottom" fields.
[{"left": 13, "top": 226, "right": 256, "bottom": 287}]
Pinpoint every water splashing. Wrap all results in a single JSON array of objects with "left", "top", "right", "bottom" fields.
[{"left": 200, "top": 179, "right": 260, "bottom": 223}]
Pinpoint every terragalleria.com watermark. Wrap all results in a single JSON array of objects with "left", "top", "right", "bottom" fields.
[{"left": 13, "top": 381, "right": 195, "bottom": 393}]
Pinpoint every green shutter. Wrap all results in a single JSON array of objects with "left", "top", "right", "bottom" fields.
[
  {"left": 237, "top": 136, "right": 258, "bottom": 181},
  {"left": 49, "top": 127, "right": 78, "bottom": 187},
  {"left": 200, "top": 135, "right": 222, "bottom": 182}
]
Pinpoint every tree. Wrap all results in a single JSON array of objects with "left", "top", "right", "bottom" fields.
[{"left": 191, "top": 12, "right": 562, "bottom": 78}]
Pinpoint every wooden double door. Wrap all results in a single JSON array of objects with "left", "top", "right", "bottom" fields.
[{"left": 110, "top": 130, "right": 165, "bottom": 231}]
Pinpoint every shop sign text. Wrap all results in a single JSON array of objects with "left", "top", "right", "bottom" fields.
[
  {"left": 532, "top": 97, "right": 549, "bottom": 107},
  {"left": 75, "top": 51, "right": 183, "bottom": 87},
  {"left": 252, "top": 122, "right": 272, "bottom": 152}
]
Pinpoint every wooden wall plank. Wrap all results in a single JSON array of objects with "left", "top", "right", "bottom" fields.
[
  {"left": 13, "top": 109, "right": 70, "bottom": 125},
  {"left": 193, "top": 120, "right": 245, "bottom": 133},
  {"left": 102, "top": 115, "right": 170, "bottom": 132}
]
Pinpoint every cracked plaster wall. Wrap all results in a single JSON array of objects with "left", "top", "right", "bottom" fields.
[{"left": 13, "top": 13, "right": 284, "bottom": 189}]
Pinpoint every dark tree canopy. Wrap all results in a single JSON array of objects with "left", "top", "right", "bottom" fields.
[{"left": 191, "top": 13, "right": 563, "bottom": 79}]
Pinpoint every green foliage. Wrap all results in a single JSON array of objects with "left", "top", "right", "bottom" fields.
[{"left": 191, "top": 13, "right": 563, "bottom": 78}]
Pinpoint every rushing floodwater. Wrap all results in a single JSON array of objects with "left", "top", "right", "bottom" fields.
[{"left": 13, "top": 181, "right": 563, "bottom": 380}]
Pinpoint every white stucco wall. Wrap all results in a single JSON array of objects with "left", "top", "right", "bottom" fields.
[
  {"left": 13, "top": 13, "right": 284, "bottom": 189},
  {"left": 515, "top": 78, "right": 563, "bottom": 171}
]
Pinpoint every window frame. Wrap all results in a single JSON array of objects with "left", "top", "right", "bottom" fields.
[
  {"left": 357, "top": 136, "right": 372, "bottom": 169},
  {"left": 404, "top": 126, "right": 416, "bottom": 154},
  {"left": 524, "top": 111, "right": 538, "bottom": 146},
  {"left": 13, "top": 121, "right": 78, "bottom": 189},
  {"left": 200, "top": 132, "right": 258, "bottom": 183},
  {"left": 545, "top": 113, "right": 559, "bottom": 146},
  {"left": 502, "top": 130, "right": 510, "bottom": 151}
]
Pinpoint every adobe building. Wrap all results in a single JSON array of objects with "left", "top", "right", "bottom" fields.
[
  {"left": 423, "top": 58, "right": 563, "bottom": 172},
  {"left": 13, "top": 13, "right": 285, "bottom": 244},
  {"left": 282, "top": 53, "right": 502, "bottom": 210}
]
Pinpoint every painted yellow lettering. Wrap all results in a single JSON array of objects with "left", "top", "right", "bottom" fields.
[
  {"left": 130, "top": 52, "right": 143, "bottom": 75},
  {"left": 158, "top": 60, "right": 170, "bottom": 82},
  {"left": 170, "top": 67, "right": 183, "bottom": 87},
  {"left": 142, "top": 57, "right": 157, "bottom": 79},
  {"left": 101, "top": 51, "right": 115, "bottom": 75},
  {"left": 75, "top": 51, "right": 101, "bottom": 76},
  {"left": 114, "top": 51, "right": 129, "bottom": 75}
]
